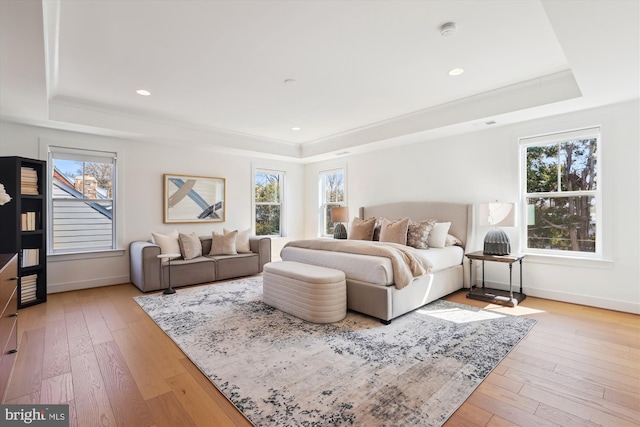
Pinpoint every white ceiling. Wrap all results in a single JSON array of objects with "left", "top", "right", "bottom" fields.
[{"left": 1, "top": 0, "right": 638, "bottom": 162}]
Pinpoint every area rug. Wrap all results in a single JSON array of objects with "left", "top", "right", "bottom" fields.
[{"left": 134, "top": 277, "right": 536, "bottom": 427}]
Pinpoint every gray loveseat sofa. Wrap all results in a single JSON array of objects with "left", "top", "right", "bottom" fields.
[{"left": 129, "top": 236, "right": 271, "bottom": 292}]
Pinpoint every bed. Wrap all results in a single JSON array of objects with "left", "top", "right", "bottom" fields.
[{"left": 280, "top": 201, "right": 474, "bottom": 323}]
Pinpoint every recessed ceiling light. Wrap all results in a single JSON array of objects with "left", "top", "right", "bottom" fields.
[
  {"left": 448, "top": 68, "right": 464, "bottom": 76},
  {"left": 136, "top": 89, "right": 151, "bottom": 96},
  {"left": 284, "top": 79, "right": 297, "bottom": 85},
  {"left": 291, "top": 127, "right": 301, "bottom": 131}
]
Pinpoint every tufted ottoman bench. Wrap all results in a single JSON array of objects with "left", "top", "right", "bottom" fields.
[{"left": 262, "top": 261, "right": 347, "bottom": 323}]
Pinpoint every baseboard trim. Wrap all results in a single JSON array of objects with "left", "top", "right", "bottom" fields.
[
  {"left": 47, "top": 275, "right": 130, "bottom": 294},
  {"left": 474, "top": 279, "right": 640, "bottom": 314}
]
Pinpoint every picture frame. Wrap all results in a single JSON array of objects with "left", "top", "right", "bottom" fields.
[{"left": 164, "top": 174, "right": 226, "bottom": 223}]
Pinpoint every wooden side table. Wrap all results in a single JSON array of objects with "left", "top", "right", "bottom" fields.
[
  {"left": 465, "top": 251, "right": 526, "bottom": 307},
  {"left": 158, "top": 253, "right": 180, "bottom": 295}
]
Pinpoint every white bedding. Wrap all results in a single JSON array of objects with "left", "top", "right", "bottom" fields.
[
  {"left": 280, "top": 245, "right": 463, "bottom": 288},
  {"left": 414, "top": 246, "right": 465, "bottom": 273}
]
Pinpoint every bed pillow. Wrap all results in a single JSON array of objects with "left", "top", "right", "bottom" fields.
[
  {"left": 210, "top": 230, "right": 238, "bottom": 255},
  {"left": 178, "top": 232, "right": 202, "bottom": 260},
  {"left": 428, "top": 222, "right": 452, "bottom": 248},
  {"left": 224, "top": 228, "right": 251, "bottom": 253},
  {"left": 445, "top": 234, "right": 463, "bottom": 247},
  {"left": 379, "top": 217, "right": 410, "bottom": 245},
  {"left": 348, "top": 217, "right": 377, "bottom": 240},
  {"left": 407, "top": 219, "right": 436, "bottom": 249},
  {"left": 151, "top": 230, "right": 181, "bottom": 259}
]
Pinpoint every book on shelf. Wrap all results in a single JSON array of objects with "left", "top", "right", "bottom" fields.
[
  {"left": 21, "top": 211, "right": 38, "bottom": 231},
  {"left": 21, "top": 166, "right": 39, "bottom": 195},
  {"left": 21, "top": 273, "right": 38, "bottom": 303},
  {"left": 21, "top": 248, "right": 40, "bottom": 268}
]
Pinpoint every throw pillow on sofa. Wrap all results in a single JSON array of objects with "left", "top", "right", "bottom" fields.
[
  {"left": 151, "top": 230, "right": 181, "bottom": 259},
  {"left": 210, "top": 230, "right": 238, "bottom": 255},
  {"left": 224, "top": 228, "right": 251, "bottom": 253},
  {"left": 178, "top": 232, "right": 202, "bottom": 260}
]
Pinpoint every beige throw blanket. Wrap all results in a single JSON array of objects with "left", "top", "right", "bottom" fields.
[{"left": 283, "top": 239, "right": 433, "bottom": 289}]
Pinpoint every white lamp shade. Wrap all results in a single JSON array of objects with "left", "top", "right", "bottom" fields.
[
  {"left": 331, "top": 206, "right": 349, "bottom": 223},
  {"left": 479, "top": 202, "right": 515, "bottom": 227}
]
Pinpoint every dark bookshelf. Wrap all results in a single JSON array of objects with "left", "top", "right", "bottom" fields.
[{"left": 0, "top": 156, "right": 47, "bottom": 308}]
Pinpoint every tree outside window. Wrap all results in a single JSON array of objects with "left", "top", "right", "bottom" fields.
[
  {"left": 254, "top": 170, "right": 283, "bottom": 236},
  {"left": 522, "top": 129, "right": 599, "bottom": 255},
  {"left": 319, "top": 169, "right": 345, "bottom": 236}
]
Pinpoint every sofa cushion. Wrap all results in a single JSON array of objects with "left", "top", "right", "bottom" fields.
[
  {"left": 200, "top": 236, "right": 213, "bottom": 255},
  {"left": 210, "top": 230, "right": 238, "bottom": 255},
  {"left": 209, "top": 253, "right": 259, "bottom": 281},
  {"left": 161, "top": 256, "right": 216, "bottom": 287},
  {"left": 151, "top": 230, "right": 181, "bottom": 259},
  {"left": 224, "top": 228, "right": 251, "bottom": 253},
  {"left": 178, "top": 232, "right": 202, "bottom": 260}
]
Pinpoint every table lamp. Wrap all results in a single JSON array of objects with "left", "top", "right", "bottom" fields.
[
  {"left": 479, "top": 202, "right": 515, "bottom": 255},
  {"left": 331, "top": 206, "right": 349, "bottom": 239}
]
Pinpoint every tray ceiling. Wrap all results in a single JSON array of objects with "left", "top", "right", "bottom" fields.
[{"left": 1, "top": 0, "right": 638, "bottom": 161}]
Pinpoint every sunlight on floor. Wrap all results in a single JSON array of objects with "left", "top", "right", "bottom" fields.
[
  {"left": 475, "top": 303, "right": 546, "bottom": 317},
  {"left": 416, "top": 307, "right": 506, "bottom": 323}
]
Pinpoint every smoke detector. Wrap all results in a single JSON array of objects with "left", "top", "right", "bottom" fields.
[{"left": 439, "top": 22, "right": 457, "bottom": 36}]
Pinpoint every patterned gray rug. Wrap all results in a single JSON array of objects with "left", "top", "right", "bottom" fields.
[{"left": 134, "top": 277, "right": 536, "bottom": 427}]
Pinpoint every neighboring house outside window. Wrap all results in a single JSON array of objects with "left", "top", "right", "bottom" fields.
[
  {"left": 319, "top": 168, "right": 346, "bottom": 237},
  {"left": 520, "top": 127, "right": 601, "bottom": 257},
  {"left": 48, "top": 147, "right": 117, "bottom": 254},
  {"left": 254, "top": 169, "right": 284, "bottom": 236}
]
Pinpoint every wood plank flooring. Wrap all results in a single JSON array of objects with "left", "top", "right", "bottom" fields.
[{"left": 3, "top": 278, "right": 639, "bottom": 426}]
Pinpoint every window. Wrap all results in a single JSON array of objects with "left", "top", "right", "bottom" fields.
[
  {"left": 319, "top": 168, "right": 346, "bottom": 237},
  {"left": 48, "top": 147, "right": 117, "bottom": 254},
  {"left": 254, "top": 169, "right": 284, "bottom": 236},
  {"left": 520, "top": 127, "right": 601, "bottom": 256}
]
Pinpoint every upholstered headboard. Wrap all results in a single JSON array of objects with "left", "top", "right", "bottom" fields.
[{"left": 359, "top": 201, "right": 473, "bottom": 249}]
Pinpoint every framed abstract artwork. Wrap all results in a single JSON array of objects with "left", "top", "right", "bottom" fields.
[{"left": 163, "top": 174, "right": 226, "bottom": 223}]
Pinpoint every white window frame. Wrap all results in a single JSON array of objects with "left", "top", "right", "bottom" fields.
[
  {"left": 47, "top": 146, "right": 119, "bottom": 255},
  {"left": 253, "top": 168, "right": 285, "bottom": 237},
  {"left": 519, "top": 126, "right": 602, "bottom": 258},
  {"left": 318, "top": 168, "right": 347, "bottom": 238}
]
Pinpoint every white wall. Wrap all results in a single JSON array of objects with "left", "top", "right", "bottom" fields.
[
  {"left": 0, "top": 121, "right": 305, "bottom": 292},
  {"left": 304, "top": 100, "right": 640, "bottom": 314}
]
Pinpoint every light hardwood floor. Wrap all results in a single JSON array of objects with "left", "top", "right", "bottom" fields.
[{"left": 3, "top": 278, "right": 639, "bottom": 427}]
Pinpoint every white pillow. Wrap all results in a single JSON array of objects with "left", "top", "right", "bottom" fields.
[
  {"left": 445, "top": 234, "right": 463, "bottom": 247},
  {"left": 427, "top": 222, "right": 451, "bottom": 248},
  {"left": 224, "top": 228, "right": 251, "bottom": 253},
  {"left": 151, "top": 230, "right": 181, "bottom": 259}
]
